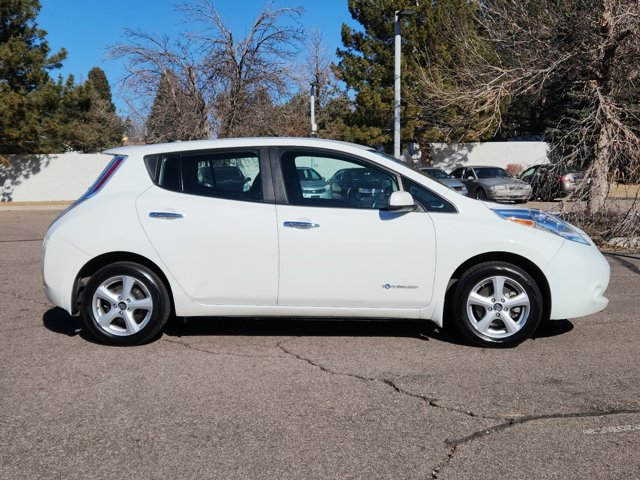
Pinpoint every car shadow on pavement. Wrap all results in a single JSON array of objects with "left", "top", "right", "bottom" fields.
[
  {"left": 163, "top": 317, "right": 501, "bottom": 347},
  {"left": 533, "top": 319, "right": 574, "bottom": 339},
  {"left": 43, "top": 307, "right": 82, "bottom": 337},
  {"left": 42, "top": 308, "right": 574, "bottom": 347},
  {"left": 164, "top": 316, "right": 436, "bottom": 340}
]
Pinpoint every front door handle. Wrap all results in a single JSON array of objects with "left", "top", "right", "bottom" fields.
[
  {"left": 283, "top": 221, "right": 320, "bottom": 229},
  {"left": 149, "top": 212, "right": 184, "bottom": 219}
]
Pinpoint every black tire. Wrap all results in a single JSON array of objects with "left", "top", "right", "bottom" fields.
[
  {"left": 81, "top": 262, "right": 171, "bottom": 346},
  {"left": 450, "top": 261, "right": 543, "bottom": 347},
  {"left": 476, "top": 188, "right": 487, "bottom": 200}
]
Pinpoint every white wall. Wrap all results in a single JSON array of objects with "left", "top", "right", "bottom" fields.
[
  {"left": 429, "top": 142, "right": 549, "bottom": 172},
  {"left": 1, "top": 142, "right": 551, "bottom": 202},
  {"left": 1, "top": 152, "right": 111, "bottom": 202}
]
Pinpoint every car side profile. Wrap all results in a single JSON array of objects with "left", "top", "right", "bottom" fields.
[{"left": 43, "top": 138, "right": 610, "bottom": 347}]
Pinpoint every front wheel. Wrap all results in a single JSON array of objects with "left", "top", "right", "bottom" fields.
[
  {"left": 81, "top": 262, "right": 171, "bottom": 346},
  {"left": 476, "top": 188, "right": 487, "bottom": 200},
  {"left": 451, "top": 261, "right": 543, "bottom": 347}
]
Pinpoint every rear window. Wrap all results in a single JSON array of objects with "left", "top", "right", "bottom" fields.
[{"left": 146, "top": 150, "right": 263, "bottom": 202}]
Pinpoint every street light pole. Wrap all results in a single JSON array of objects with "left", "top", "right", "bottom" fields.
[
  {"left": 310, "top": 81, "right": 319, "bottom": 137},
  {"left": 394, "top": 9, "right": 415, "bottom": 160}
]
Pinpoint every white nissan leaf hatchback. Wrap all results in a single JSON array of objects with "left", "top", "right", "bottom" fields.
[{"left": 43, "top": 138, "right": 610, "bottom": 347}]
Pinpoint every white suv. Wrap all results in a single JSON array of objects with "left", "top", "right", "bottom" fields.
[{"left": 43, "top": 138, "right": 610, "bottom": 347}]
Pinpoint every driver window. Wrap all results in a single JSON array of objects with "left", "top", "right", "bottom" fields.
[{"left": 281, "top": 152, "right": 398, "bottom": 209}]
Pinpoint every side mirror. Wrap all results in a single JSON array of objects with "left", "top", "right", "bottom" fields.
[
  {"left": 466, "top": 175, "right": 474, "bottom": 180},
  {"left": 386, "top": 191, "right": 416, "bottom": 212}
]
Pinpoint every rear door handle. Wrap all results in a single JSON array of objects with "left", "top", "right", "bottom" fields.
[
  {"left": 283, "top": 221, "right": 320, "bottom": 229},
  {"left": 149, "top": 212, "right": 184, "bottom": 219}
]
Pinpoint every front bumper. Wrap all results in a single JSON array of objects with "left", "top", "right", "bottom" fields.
[
  {"left": 544, "top": 240, "right": 610, "bottom": 320},
  {"left": 488, "top": 191, "right": 531, "bottom": 202}
]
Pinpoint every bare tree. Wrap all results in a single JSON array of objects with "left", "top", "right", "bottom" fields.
[
  {"left": 410, "top": 0, "right": 640, "bottom": 237},
  {"left": 111, "top": 0, "right": 302, "bottom": 139}
]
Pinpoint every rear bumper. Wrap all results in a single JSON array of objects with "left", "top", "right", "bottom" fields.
[{"left": 43, "top": 232, "right": 90, "bottom": 315}]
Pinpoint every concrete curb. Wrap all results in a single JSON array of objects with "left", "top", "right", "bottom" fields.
[{"left": 0, "top": 201, "right": 70, "bottom": 211}]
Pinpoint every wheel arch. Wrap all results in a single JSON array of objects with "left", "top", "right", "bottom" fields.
[
  {"left": 445, "top": 251, "right": 551, "bottom": 323},
  {"left": 72, "top": 252, "right": 175, "bottom": 316}
]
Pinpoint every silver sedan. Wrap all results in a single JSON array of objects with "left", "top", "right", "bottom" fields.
[{"left": 450, "top": 166, "right": 532, "bottom": 203}]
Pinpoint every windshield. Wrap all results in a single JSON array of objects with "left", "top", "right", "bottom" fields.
[
  {"left": 475, "top": 167, "right": 511, "bottom": 179},
  {"left": 423, "top": 168, "right": 450, "bottom": 179}
]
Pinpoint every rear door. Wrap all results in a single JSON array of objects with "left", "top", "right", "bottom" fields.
[{"left": 136, "top": 148, "right": 279, "bottom": 306}]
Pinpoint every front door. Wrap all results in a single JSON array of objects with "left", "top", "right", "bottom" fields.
[{"left": 274, "top": 149, "right": 436, "bottom": 310}]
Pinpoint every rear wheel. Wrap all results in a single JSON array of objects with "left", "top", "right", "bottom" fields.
[
  {"left": 81, "top": 262, "right": 171, "bottom": 346},
  {"left": 451, "top": 261, "right": 543, "bottom": 347}
]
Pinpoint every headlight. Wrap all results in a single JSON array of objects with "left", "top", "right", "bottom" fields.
[
  {"left": 489, "top": 185, "right": 508, "bottom": 191},
  {"left": 493, "top": 208, "right": 590, "bottom": 245}
]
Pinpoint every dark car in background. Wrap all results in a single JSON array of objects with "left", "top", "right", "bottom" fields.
[
  {"left": 519, "top": 164, "right": 584, "bottom": 201},
  {"left": 450, "top": 166, "right": 532, "bottom": 203},
  {"left": 329, "top": 167, "right": 394, "bottom": 202},
  {"left": 419, "top": 167, "right": 468, "bottom": 196},
  {"left": 196, "top": 163, "right": 250, "bottom": 193}
]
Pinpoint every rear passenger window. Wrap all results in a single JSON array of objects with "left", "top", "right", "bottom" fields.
[{"left": 155, "top": 151, "right": 263, "bottom": 201}]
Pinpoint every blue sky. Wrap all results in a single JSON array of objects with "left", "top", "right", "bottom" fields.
[{"left": 39, "top": 0, "right": 357, "bottom": 114}]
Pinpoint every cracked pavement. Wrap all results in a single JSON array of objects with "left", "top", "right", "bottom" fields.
[{"left": 1, "top": 209, "right": 639, "bottom": 479}]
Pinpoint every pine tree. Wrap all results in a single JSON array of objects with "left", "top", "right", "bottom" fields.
[
  {"left": 336, "top": 0, "right": 484, "bottom": 148},
  {"left": 336, "top": 1, "right": 438, "bottom": 148},
  {"left": 57, "top": 68, "right": 123, "bottom": 152},
  {"left": 0, "top": 0, "right": 67, "bottom": 152}
]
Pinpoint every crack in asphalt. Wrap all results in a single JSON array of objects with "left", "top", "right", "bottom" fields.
[
  {"left": 431, "top": 408, "right": 640, "bottom": 479},
  {"left": 161, "top": 337, "right": 287, "bottom": 359},
  {"left": 275, "top": 338, "right": 503, "bottom": 421},
  {"left": 161, "top": 336, "right": 640, "bottom": 479},
  {"left": 1, "top": 290, "right": 50, "bottom": 307}
]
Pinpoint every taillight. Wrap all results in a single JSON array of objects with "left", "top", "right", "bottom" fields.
[
  {"left": 47, "top": 155, "right": 127, "bottom": 229},
  {"left": 86, "top": 155, "right": 126, "bottom": 197},
  {"left": 560, "top": 174, "right": 573, "bottom": 182}
]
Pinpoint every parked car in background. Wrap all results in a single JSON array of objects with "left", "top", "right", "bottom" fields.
[
  {"left": 297, "top": 167, "right": 332, "bottom": 199},
  {"left": 43, "top": 138, "right": 609, "bottom": 348},
  {"left": 519, "top": 164, "right": 584, "bottom": 201},
  {"left": 450, "top": 166, "right": 532, "bottom": 203},
  {"left": 329, "top": 167, "right": 394, "bottom": 203},
  {"left": 197, "top": 164, "right": 250, "bottom": 193},
  {"left": 419, "top": 167, "right": 468, "bottom": 196}
]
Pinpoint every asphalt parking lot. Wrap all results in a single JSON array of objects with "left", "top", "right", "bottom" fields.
[{"left": 1, "top": 208, "right": 639, "bottom": 479}]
